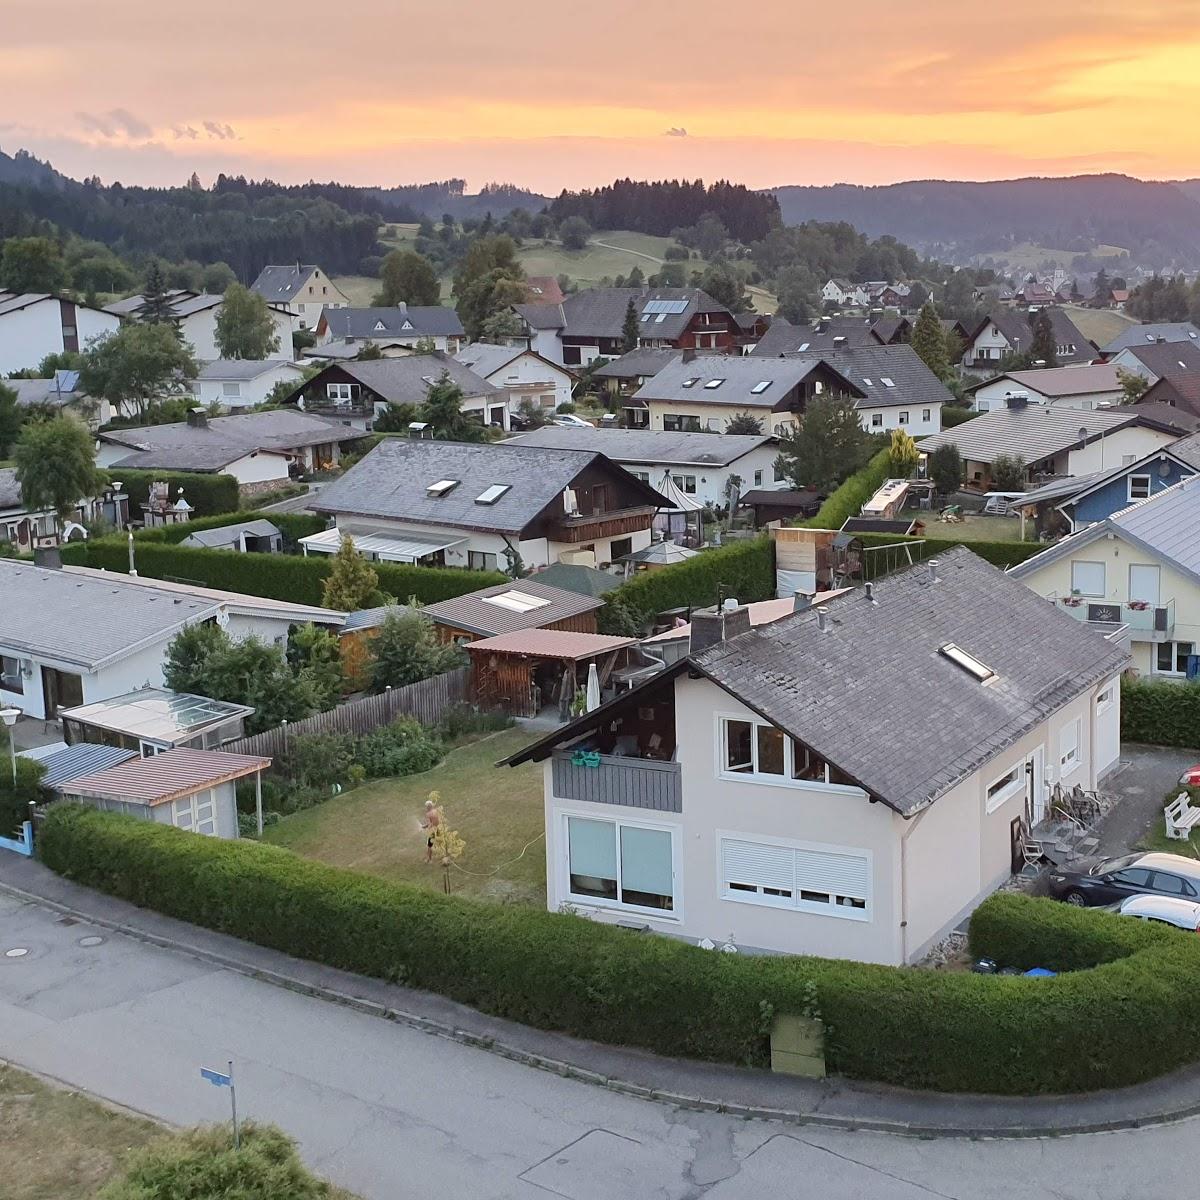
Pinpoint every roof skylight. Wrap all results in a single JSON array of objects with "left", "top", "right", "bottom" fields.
[
  {"left": 881, "top": 377, "right": 895, "bottom": 388},
  {"left": 750, "top": 381, "right": 772, "bottom": 395},
  {"left": 484, "top": 590, "right": 552, "bottom": 613},
  {"left": 427, "top": 479, "right": 459, "bottom": 497},
  {"left": 681, "top": 377, "right": 700, "bottom": 388},
  {"left": 475, "top": 484, "right": 511, "bottom": 506},
  {"left": 938, "top": 643, "right": 996, "bottom": 683},
  {"left": 704, "top": 379, "right": 725, "bottom": 389}
]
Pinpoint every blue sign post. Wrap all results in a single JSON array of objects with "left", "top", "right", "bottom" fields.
[{"left": 201, "top": 1060, "right": 240, "bottom": 1148}]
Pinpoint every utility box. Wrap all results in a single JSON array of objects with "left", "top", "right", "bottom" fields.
[{"left": 770, "top": 1014, "right": 825, "bottom": 1078}]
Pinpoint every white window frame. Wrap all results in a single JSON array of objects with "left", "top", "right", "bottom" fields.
[
  {"left": 985, "top": 762, "right": 1024, "bottom": 813},
  {"left": 1096, "top": 681, "right": 1116, "bottom": 715},
  {"left": 717, "top": 829, "right": 872, "bottom": 922},
  {"left": 559, "top": 810, "right": 681, "bottom": 920},
  {"left": 1058, "top": 719, "right": 1082, "bottom": 777},
  {"left": 171, "top": 788, "right": 217, "bottom": 836},
  {"left": 715, "top": 713, "right": 862, "bottom": 795},
  {"left": 1070, "top": 560, "right": 1105, "bottom": 598},
  {"left": 1127, "top": 473, "right": 1152, "bottom": 502},
  {"left": 672, "top": 474, "right": 697, "bottom": 494},
  {"left": 1155, "top": 640, "right": 1194, "bottom": 677},
  {"left": 871, "top": 413, "right": 883, "bottom": 428}
]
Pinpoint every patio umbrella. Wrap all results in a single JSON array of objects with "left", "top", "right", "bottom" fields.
[{"left": 586, "top": 662, "right": 601, "bottom": 712}]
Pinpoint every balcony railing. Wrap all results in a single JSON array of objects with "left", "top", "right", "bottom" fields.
[
  {"left": 551, "top": 505, "right": 658, "bottom": 543},
  {"left": 1051, "top": 594, "right": 1174, "bottom": 641},
  {"left": 551, "top": 750, "right": 681, "bottom": 812}
]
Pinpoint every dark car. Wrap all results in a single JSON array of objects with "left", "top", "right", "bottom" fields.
[{"left": 1047, "top": 852, "right": 1200, "bottom": 907}]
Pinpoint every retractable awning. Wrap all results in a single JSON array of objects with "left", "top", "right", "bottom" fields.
[{"left": 299, "top": 527, "right": 466, "bottom": 563}]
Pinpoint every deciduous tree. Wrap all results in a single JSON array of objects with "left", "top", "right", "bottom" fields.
[
  {"left": 420, "top": 373, "right": 486, "bottom": 442},
  {"left": 13, "top": 414, "right": 106, "bottom": 525},
  {"left": 214, "top": 283, "right": 281, "bottom": 359},
  {"left": 774, "top": 395, "right": 876, "bottom": 492},
  {"left": 376, "top": 249, "right": 440, "bottom": 306},
  {"left": 0, "top": 236, "right": 66, "bottom": 292},
  {"left": 929, "top": 443, "right": 964, "bottom": 495},
  {"left": 725, "top": 412, "right": 764, "bottom": 435},
  {"left": 559, "top": 216, "right": 591, "bottom": 251},
  {"left": 886, "top": 428, "right": 919, "bottom": 478},
  {"left": 79, "top": 323, "right": 197, "bottom": 419},
  {"left": 0, "top": 383, "right": 23, "bottom": 458},
  {"left": 320, "top": 535, "right": 381, "bottom": 611},
  {"left": 368, "top": 609, "right": 464, "bottom": 692}
]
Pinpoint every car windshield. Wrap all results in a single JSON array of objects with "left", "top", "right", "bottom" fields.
[{"left": 1090, "top": 854, "right": 1141, "bottom": 876}]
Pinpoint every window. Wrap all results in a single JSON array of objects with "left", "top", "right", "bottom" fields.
[
  {"left": 663, "top": 414, "right": 701, "bottom": 433},
  {"left": 1109, "top": 867, "right": 1153, "bottom": 887},
  {"left": 468, "top": 550, "right": 498, "bottom": 571},
  {"left": 426, "top": 479, "right": 459, "bottom": 497},
  {"left": 1, "top": 655, "right": 24, "bottom": 694},
  {"left": 221, "top": 382, "right": 241, "bottom": 398},
  {"left": 475, "top": 484, "right": 511, "bottom": 505},
  {"left": 681, "top": 377, "right": 700, "bottom": 388},
  {"left": 485, "top": 590, "right": 551, "bottom": 613},
  {"left": 1129, "top": 563, "right": 1160, "bottom": 606},
  {"left": 938, "top": 643, "right": 996, "bottom": 683},
  {"left": 862, "top": 377, "right": 873, "bottom": 387},
  {"left": 326, "top": 382, "right": 358, "bottom": 402},
  {"left": 1155, "top": 641, "right": 1194, "bottom": 676},
  {"left": 1096, "top": 683, "right": 1115, "bottom": 714},
  {"left": 720, "top": 836, "right": 870, "bottom": 920},
  {"left": 1128, "top": 474, "right": 1152, "bottom": 501},
  {"left": 1070, "top": 560, "right": 1105, "bottom": 597},
  {"left": 720, "top": 717, "right": 847, "bottom": 788},
  {"left": 753, "top": 470, "right": 763, "bottom": 486},
  {"left": 172, "top": 790, "right": 217, "bottom": 836},
  {"left": 630, "top": 470, "right": 650, "bottom": 483},
  {"left": 566, "top": 816, "right": 674, "bottom": 912},
  {"left": 1151, "top": 871, "right": 1196, "bottom": 897},
  {"left": 1059, "top": 719, "right": 1081, "bottom": 776},
  {"left": 985, "top": 763, "right": 1023, "bottom": 813},
  {"left": 672, "top": 474, "right": 697, "bottom": 494},
  {"left": 898, "top": 411, "right": 909, "bottom": 424},
  {"left": 881, "top": 377, "right": 895, "bottom": 388},
  {"left": 750, "top": 381, "right": 772, "bottom": 395},
  {"left": 703, "top": 379, "right": 725, "bottom": 390},
  {"left": 871, "top": 413, "right": 883, "bottom": 428},
  {"left": 922, "top": 408, "right": 931, "bottom": 422},
  {"left": 610, "top": 536, "right": 633, "bottom": 561}
]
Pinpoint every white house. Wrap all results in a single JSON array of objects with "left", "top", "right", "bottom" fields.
[
  {"left": 506, "top": 547, "right": 1127, "bottom": 965},
  {"left": 315, "top": 304, "right": 465, "bottom": 353},
  {"left": 960, "top": 310, "right": 1093, "bottom": 375},
  {"left": 250, "top": 264, "right": 349, "bottom": 331},
  {"left": 1107, "top": 340, "right": 1200, "bottom": 385},
  {"left": 503, "top": 427, "right": 782, "bottom": 507},
  {"left": 454, "top": 344, "right": 574, "bottom": 414},
  {"left": 307, "top": 438, "right": 666, "bottom": 572},
  {"left": 0, "top": 292, "right": 120, "bottom": 375},
  {"left": 192, "top": 359, "right": 307, "bottom": 410},
  {"left": 104, "top": 291, "right": 295, "bottom": 362},
  {"left": 971, "top": 365, "right": 1125, "bottom": 413},
  {"left": 820, "top": 279, "right": 868, "bottom": 308}
]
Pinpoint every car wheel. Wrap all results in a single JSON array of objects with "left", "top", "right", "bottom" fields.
[{"left": 1064, "top": 890, "right": 1088, "bottom": 906}]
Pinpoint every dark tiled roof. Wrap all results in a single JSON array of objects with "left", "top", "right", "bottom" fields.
[
  {"left": 320, "top": 306, "right": 464, "bottom": 339},
  {"left": 1117, "top": 340, "right": 1200, "bottom": 380},
  {"left": 1139, "top": 372, "right": 1200, "bottom": 413},
  {"left": 320, "top": 355, "right": 497, "bottom": 404},
  {"left": 971, "top": 309, "right": 1093, "bottom": 365},
  {"left": 527, "top": 563, "right": 623, "bottom": 598},
  {"left": 422, "top": 578, "right": 602, "bottom": 637},
  {"left": 750, "top": 316, "right": 881, "bottom": 357},
  {"left": 1102, "top": 321, "right": 1200, "bottom": 354},
  {"left": 632, "top": 353, "right": 841, "bottom": 408},
  {"left": 504, "top": 426, "right": 774, "bottom": 466},
  {"left": 250, "top": 265, "right": 321, "bottom": 303},
  {"left": 591, "top": 347, "right": 689, "bottom": 379},
  {"left": 806, "top": 343, "right": 953, "bottom": 410},
  {"left": 692, "top": 546, "right": 1128, "bottom": 816},
  {"left": 520, "top": 287, "right": 733, "bottom": 342}
]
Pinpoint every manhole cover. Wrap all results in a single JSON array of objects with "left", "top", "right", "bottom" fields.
[
  {"left": 5, "top": 948, "right": 29, "bottom": 959},
  {"left": 78, "top": 936, "right": 104, "bottom": 947}
]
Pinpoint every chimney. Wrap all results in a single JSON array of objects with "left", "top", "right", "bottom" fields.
[
  {"left": 397, "top": 301, "right": 408, "bottom": 315},
  {"left": 690, "top": 604, "right": 751, "bottom": 653},
  {"left": 832, "top": 335, "right": 847, "bottom": 348},
  {"left": 816, "top": 605, "right": 829, "bottom": 631},
  {"left": 793, "top": 590, "right": 814, "bottom": 613},
  {"left": 817, "top": 319, "right": 829, "bottom": 333},
  {"left": 1156, "top": 336, "right": 1167, "bottom": 344},
  {"left": 927, "top": 557, "right": 940, "bottom": 583},
  {"left": 864, "top": 581, "right": 875, "bottom": 602},
  {"left": 682, "top": 348, "right": 696, "bottom": 363},
  {"left": 186, "top": 407, "right": 208, "bottom": 429},
  {"left": 34, "top": 545, "right": 62, "bottom": 570},
  {"left": 1005, "top": 393, "right": 1028, "bottom": 410}
]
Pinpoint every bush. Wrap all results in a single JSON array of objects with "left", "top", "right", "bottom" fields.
[
  {"left": 804, "top": 447, "right": 890, "bottom": 530},
  {"left": 125, "top": 509, "right": 325, "bottom": 547},
  {"left": 1121, "top": 678, "right": 1200, "bottom": 747},
  {"left": 58, "top": 540, "right": 507, "bottom": 608},
  {"left": 40, "top": 806, "right": 1200, "bottom": 1094},
  {"left": 0, "top": 748, "right": 44, "bottom": 836},
  {"left": 117, "top": 469, "right": 240, "bottom": 517},
  {"left": 940, "top": 405, "right": 978, "bottom": 428},
  {"left": 436, "top": 703, "right": 514, "bottom": 740}
]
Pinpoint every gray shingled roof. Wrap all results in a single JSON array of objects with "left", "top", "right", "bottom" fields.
[
  {"left": 750, "top": 316, "right": 882, "bottom": 357},
  {"left": 453, "top": 343, "right": 527, "bottom": 377},
  {"left": 503, "top": 426, "right": 774, "bottom": 466},
  {"left": 10, "top": 372, "right": 90, "bottom": 409},
  {"left": 970, "top": 309, "right": 1093, "bottom": 365},
  {"left": 317, "top": 355, "right": 497, "bottom": 405},
  {"left": 631, "top": 354, "right": 840, "bottom": 408},
  {"left": 0, "top": 560, "right": 220, "bottom": 670},
  {"left": 1102, "top": 322, "right": 1200, "bottom": 355},
  {"left": 527, "top": 562, "right": 622, "bottom": 598},
  {"left": 971, "top": 364, "right": 1122, "bottom": 398},
  {"left": 518, "top": 287, "right": 732, "bottom": 342},
  {"left": 1114, "top": 340, "right": 1200, "bottom": 379},
  {"left": 250, "top": 265, "right": 320, "bottom": 303},
  {"left": 591, "top": 347, "right": 690, "bottom": 379},
  {"left": 180, "top": 519, "right": 282, "bottom": 549},
  {"left": 320, "top": 305, "right": 464, "bottom": 339},
  {"left": 806, "top": 343, "right": 953, "bottom": 410},
  {"left": 422, "top": 578, "right": 602, "bottom": 638},
  {"left": 311, "top": 439, "right": 666, "bottom": 535},
  {"left": 197, "top": 359, "right": 301, "bottom": 382},
  {"left": 692, "top": 546, "right": 1128, "bottom": 816}
]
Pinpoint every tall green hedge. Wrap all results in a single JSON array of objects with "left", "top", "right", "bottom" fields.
[
  {"left": 125, "top": 510, "right": 327, "bottom": 546},
  {"left": 117, "top": 470, "right": 240, "bottom": 518},
  {"left": 804, "top": 448, "right": 891, "bottom": 530},
  {"left": 58, "top": 539, "right": 507, "bottom": 608},
  {"left": 853, "top": 530, "right": 1044, "bottom": 574},
  {"left": 40, "top": 805, "right": 1200, "bottom": 1095},
  {"left": 1122, "top": 678, "right": 1200, "bottom": 748}
]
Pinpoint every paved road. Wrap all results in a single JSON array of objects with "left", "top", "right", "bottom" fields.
[{"left": 2, "top": 893, "right": 1199, "bottom": 1200}]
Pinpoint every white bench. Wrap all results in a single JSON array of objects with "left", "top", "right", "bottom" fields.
[{"left": 1165, "top": 792, "right": 1200, "bottom": 840}]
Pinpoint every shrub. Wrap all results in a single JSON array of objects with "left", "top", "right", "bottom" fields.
[
  {"left": 940, "top": 405, "right": 978, "bottom": 428},
  {"left": 125, "top": 509, "right": 326, "bottom": 549},
  {"left": 804, "top": 447, "right": 890, "bottom": 530},
  {"left": 1121, "top": 677, "right": 1200, "bottom": 747},
  {"left": 43, "top": 807, "right": 1200, "bottom": 1094},
  {"left": 436, "top": 703, "right": 515, "bottom": 740},
  {"left": 117, "top": 469, "right": 240, "bottom": 517},
  {"left": 0, "top": 748, "right": 44, "bottom": 836}
]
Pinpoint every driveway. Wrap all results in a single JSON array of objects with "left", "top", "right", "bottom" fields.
[{"left": 1096, "top": 743, "right": 1200, "bottom": 857}]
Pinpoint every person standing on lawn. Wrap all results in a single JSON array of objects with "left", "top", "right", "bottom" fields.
[{"left": 421, "top": 798, "right": 442, "bottom": 863}]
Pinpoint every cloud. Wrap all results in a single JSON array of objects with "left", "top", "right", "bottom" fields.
[
  {"left": 172, "top": 124, "right": 199, "bottom": 140},
  {"left": 202, "top": 120, "right": 236, "bottom": 140},
  {"left": 76, "top": 107, "right": 152, "bottom": 139},
  {"left": 664, "top": 126, "right": 688, "bottom": 137}
]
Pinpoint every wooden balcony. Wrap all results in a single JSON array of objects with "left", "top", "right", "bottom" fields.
[
  {"left": 549, "top": 505, "right": 657, "bottom": 544},
  {"left": 551, "top": 751, "right": 681, "bottom": 812}
]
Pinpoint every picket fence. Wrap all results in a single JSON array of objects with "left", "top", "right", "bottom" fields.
[{"left": 224, "top": 667, "right": 470, "bottom": 759}]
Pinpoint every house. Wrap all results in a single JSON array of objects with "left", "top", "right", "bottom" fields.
[
  {"left": 0, "top": 468, "right": 128, "bottom": 550},
  {"left": 960, "top": 310, "right": 1093, "bottom": 374},
  {"left": 0, "top": 292, "right": 120, "bottom": 375},
  {"left": 739, "top": 488, "right": 823, "bottom": 527},
  {"left": 315, "top": 304, "right": 465, "bottom": 353},
  {"left": 250, "top": 264, "right": 349, "bottom": 330},
  {"left": 306, "top": 438, "right": 667, "bottom": 572},
  {"left": 56, "top": 746, "right": 269, "bottom": 839},
  {"left": 97, "top": 409, "right": 361, "bottom": 490},
  {"left": 970, "top": 365, "right": 1125, "bottom": 412},
  {"left": 810, "top": 343, "right": 949, "bottom": 436},
  {"left": 512, "top": 288, "right": 741, "bottom": 367},
  {"left": 749, "top": 315, "right": 902, "bottom": 358},
  {"left": 734, "top": 312, "right": 772, "bottom": 351},
  {"left": 454, "top": 343, "right": 574, "bottom": 414},
  {"left": 192, "top": 359, "right": 306, "bottom": 410},
  {"left": 421, "top": 578, "right": 604, "bottom": 644},
  {"left": 286, "top": 355, "right": 502, "bottom": 431},
  {"left": 10, "top": 371, "right": 108, "bottom": 427},
  {"left": 1100, "top": 321, "right": 1200, "bottom": 356},
  {"left": 104, "top": 291, "right": 295, "bottom": 362},
  {"left": 1136, "top": 371, "right": 1200, "bottom": 418},
  {"left": 503, "top": 427, "right": 782, "bottom": 506},
  {"left": 820, "top": 279, "right": 868, "bottom": 308},
  {"left": 1014, "top": 281, "right": 1055, "bottom": 306},
  {"left": 591, "top": 347, "right": 702, "bottom": 403},
  {"left": 504, "top": 547, "right": 1127, "bottom": 964},
  {"left": 60, "top": 687, "right": 254, "bottom": 755},
  {"left": 180, "top": 518, "right": 283, "bottom": 553},
  {"left": 1108, "top": 339, "right": 1200, "bottom": 385},
  {"left": 1010, "top": 473, "right": 1200, "bottom": 679},
  {"left": 917, "top": 400, "right": 1188, "bottom": 489}
]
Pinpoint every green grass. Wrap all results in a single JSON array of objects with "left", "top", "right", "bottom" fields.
[
  {"left": 971, "top": 241, "right": 1128, "bottom": 272},
  {"left": 919, "top": 511, "right": 1034, "bottom": 542},
  {"left": 1138, "top": 784, "right": 1200, "bottom": 858},
  {"left": 263, "top": 728, "right": 546, "bottom": 904},
  {"left": 0, "top": 1063, "right": 162, "bottom": 1200}
]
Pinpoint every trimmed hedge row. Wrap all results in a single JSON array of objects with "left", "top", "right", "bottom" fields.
[
  {"left": 853, "top": 530, "right": 1044, "bottom": 572},
  {"left": 39, "top": 805, "right": 1200, "bottom": 1094},
  {"left": 1121, "top": 677, "right": 1200, "bottom": 748},
  {"left": 58, "top": 539, "right": 507, "bottom": 607},
  {"left": 125, "top": 510, "right": 327, "bottom": 546},
  {"left": 804, "top": 448, "right": 891, "bottom": 531},
  {"left": 116, "top": 470, "right": 240, "bottom": 517}
]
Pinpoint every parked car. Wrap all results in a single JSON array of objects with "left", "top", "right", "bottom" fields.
[
  {"left": 1046, "top": 852, "right": 1200, "bottom": 907},
  {"left": 1108, "top": 893, "right": 1200, "bottom": 931},
  {"left": 1179, "top": 764, "right": 1200, "bottom": 787},
  {"left": 552, "top": 414, "right": 596, "bottom": 428}
]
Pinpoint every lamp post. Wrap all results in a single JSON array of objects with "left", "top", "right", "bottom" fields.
[{"left": 0, "top": 707, "right": 20, "bottom": 790}]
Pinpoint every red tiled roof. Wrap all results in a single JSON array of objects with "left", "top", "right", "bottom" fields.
[
  {"left": 62, "top": 747, "right": 270, "bottom": 805},
  {"left": 466, "top": 629, "right": 635, "bottom": 660}
]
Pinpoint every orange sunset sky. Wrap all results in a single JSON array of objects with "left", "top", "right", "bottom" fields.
[{"left": 5, "top": 0, "right": 1199, "bottom": 191}]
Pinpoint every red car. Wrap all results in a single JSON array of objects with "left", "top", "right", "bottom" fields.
[{"left": 1181, "top": 765, "right": 1200, "bottom": 788}]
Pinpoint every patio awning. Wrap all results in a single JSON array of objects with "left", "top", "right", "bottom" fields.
[
  {"left": 300, "top": 527, "right": 466, "bottom": 563},
  {"left": 653, "top": 470, "right": 704, "bottom": 513}
]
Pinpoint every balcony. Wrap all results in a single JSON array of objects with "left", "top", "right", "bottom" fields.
[
  {"left": 551, "top": 750, "right": 681, "bottom": 813},
  {"left": 550, "top": 505, "right": 658, "bottom": 544},
  {"left": 1052, "top": 595, "right": 1174, "bottom": 642}
]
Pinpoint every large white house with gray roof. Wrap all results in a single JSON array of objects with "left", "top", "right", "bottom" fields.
[
  {"left": 250, "top": 264, "right": 349, "bottom": 330},
  {"left": 315, "top": 303, "right": 465, "bottom": 353},
  {"left": 506, "top": 547, "right": 1127, "bottom": 964}
]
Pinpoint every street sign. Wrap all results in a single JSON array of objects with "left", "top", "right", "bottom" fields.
[
  {"left": 200, "top": 1061, "right": 240, "bottom": 1147},
  {"left": 200, "top": 1067, "right": 231, "bottom": 1087}
]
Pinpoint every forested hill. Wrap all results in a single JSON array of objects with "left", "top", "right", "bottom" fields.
[{"left": 771, "top": 174, "right": 1200, "bottom": 267}]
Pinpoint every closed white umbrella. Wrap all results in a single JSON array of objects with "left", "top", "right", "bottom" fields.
[{"left": 586, "top": 662, "right": 601, "bottom": 712}]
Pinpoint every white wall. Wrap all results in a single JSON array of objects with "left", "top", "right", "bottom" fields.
[
  {"left": 0, "top": 299, "right": 120, "bottom": 374},
  {"left": 221, "top": 452, "right": 293, "bottom": 486},
  {"left": 194, "top": 363, "right": 304, "bottom": 410},
  {"left": 180, "top": 307, "right": 294, "bottom": 362},
  {"left": 622, "top": 446, "right": 782, "bottom": 507},
  {"left": 481, "top": 351, "right": 573, "bottom": 410},
  {"left": 964, "top": 323, "right": 1016, "bottom": 369},
  {"left": 1065, "top": 426, "right": 1176, "bottom": 475},
  {"left": 859, "top": 403, "right": 942, "bottom": 436},
  {"left": 973, "top": 380, "right": 1123, "bottom": 412}
]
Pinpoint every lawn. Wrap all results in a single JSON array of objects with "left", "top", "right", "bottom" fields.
[
  {"left": 0, "top": 1062, "right": 161, "bottom": 1200},
  {"left": 263, "top": 727, "right": 547, "bottom": 904},
  {"left": 920, "top": 511, "right": 1033, "bottom": 542}
]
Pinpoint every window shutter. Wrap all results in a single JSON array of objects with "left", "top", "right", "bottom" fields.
[
  {"left": 721, "top": 838, "right": 794, "bottom": 892},
  {"left": 568, "top": 817, "right": 617, "bottom": 879},
  {"left": 794, "top": 848, "right": 869, "bottom": 899}
]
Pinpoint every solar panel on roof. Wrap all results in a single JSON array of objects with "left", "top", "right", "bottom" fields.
[{"left": 641, "top": 299, "right": 688, "bottom": 315}]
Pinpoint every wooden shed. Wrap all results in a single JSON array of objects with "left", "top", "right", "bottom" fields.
[{"left": 420, "top": 578, "right": 604, "bottom": 645}]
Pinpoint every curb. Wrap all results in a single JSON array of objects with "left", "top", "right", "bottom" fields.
[{"left": 3, "top": 877, "right": 1198, "bottom": 1140}]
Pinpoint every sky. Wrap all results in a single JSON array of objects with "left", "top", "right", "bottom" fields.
[{"left": 6, "top": 0, "right": 1200, "bottom": 193}]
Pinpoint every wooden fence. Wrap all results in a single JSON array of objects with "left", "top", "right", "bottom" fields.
[{"left": 224, "top": 667, "right": 470, "bottom": 759}]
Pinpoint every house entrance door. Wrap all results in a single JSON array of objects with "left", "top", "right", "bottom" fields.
[
  {"left": 1025, "top": 745, "right": 1046, "bottom": 826},
  {"left": 41, "top": 666, "right": 83, "bottom": 718}
]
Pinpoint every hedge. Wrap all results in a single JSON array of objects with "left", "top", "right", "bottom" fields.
[
  {"left": 39, "top": 805, "right": 1200, "bottom": 1094},
  {"left": 123, "top": 510, "right": 327, "bottom": 547},
  {"left": 58, "top": 539, "right": 507, "bottom": 607},
  {"left": 853, "top": 531, "right": 1045, "bottom": 573},
  {"left": 804, "top": 447, "right": 891, "bottom": 530},
  {"left": 1121, "top": 677, "right": 1200, "bottom": 748},
  {"left": 116, "top": 470, "right": 240, "bottom": 518}
]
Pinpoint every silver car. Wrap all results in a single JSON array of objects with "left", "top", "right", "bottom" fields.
[{"left": 1110, "top": 893, "right": 1200, "bottom": 931}]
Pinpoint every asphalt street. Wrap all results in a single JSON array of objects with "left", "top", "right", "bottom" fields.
[{"left": 1, "top": 892, "right": 1198, "bottom": 1200}]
